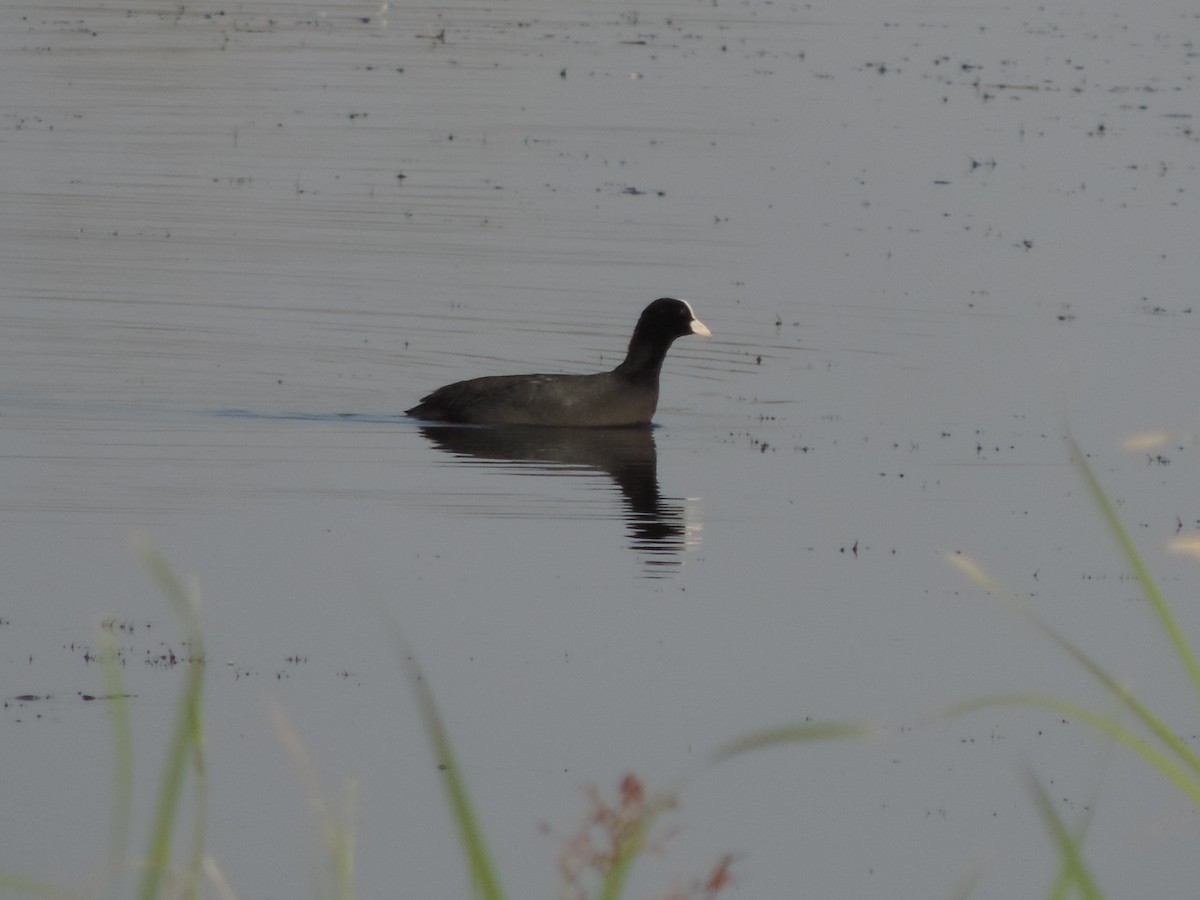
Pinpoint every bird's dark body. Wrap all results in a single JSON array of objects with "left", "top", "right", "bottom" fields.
[{"left": 406, "top": 298, "right": 710, "bottom": 427}]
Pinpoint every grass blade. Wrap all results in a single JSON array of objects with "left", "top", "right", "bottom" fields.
[
  {"left": 944, "top": 694, "right": 1200, "bottom": 806},
  {"left": 1024, "top": 767, "right": 1104, "bottom": 900},
  {"left": 947, "top": 553, "right": 1200, "bottom": 779},
  {"left": 594, "top": 818, "right": 646, "bottom": 900},
  {"left": 405, "top": 655, "right": 504, "bottom": 900},
  {"left": 1067, "top": 435, "right": 1200, "bottom": 697},
  {"left": 376, "top": 615, "right": 505, "bottom": 900},
  {"left": 712, "top": 720, "right": 880, "bottom": 765},
  {"left": 268, "top": 698, "right": 357, "bottom": 900},
  {"left": 134, "top": 541, "right": 207, "bottom": 900},
  {"left": 100, "top": 627, "right": 134, "bottom": 894}
]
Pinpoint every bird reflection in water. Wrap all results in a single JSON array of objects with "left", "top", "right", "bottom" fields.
[{"left": 416, "top": 425, "right": 696, "bottom": 576}]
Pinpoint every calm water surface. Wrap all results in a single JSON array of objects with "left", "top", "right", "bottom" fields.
[{"left": 2, "top": 0, "right": 1199, "bottom": 897}]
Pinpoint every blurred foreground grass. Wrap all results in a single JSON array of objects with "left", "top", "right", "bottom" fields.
[{"left": 0, "top": 438, "right": 1192, "bottom": 899}]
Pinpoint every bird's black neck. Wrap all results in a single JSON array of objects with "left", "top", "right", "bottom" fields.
[{"left": 613, "top": 333, "right": 670, "bottom": 384}]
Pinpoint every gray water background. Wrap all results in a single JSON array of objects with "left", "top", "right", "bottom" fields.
[{"left": 2, "top": 1, "right": 1199, "bottom": 897}]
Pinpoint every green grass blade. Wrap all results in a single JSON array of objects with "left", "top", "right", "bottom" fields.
[
  {"left": 711, "top": 720, "right": 881, "bottom": 765},
  {"left": 376, "top": 616, "right": 505, "bottom": 900},
  {"left": 594, "top": 823, "right": 644, "bottom": 900},
  {"left": 405, "top": 657, "right": 504, "bottom": 900},
  {"left": 1068, "top": 435, "right": 1200, "bottom": 697},
  {"left": 268, "top": 698, "right": 358, "bottom": 900},
  {"left": 100, "top": 628, "right": 134, "bottom": 893},
  {"left": 1024, "top": 767, "right": 1104, "bottom": 900},
  {"left": 1047, "top": 724, "right": 1113, "bottom": 900},
  {"left": 594, "top": 789, "right": 679, "bottom": 900},
  {"left": 1006, "top": 609, "right": 1200, "bottom": 778},
  {"left": 594, "top": 813, "right": 659, "bottom": 900},
  {"left": 944, "top": 694, "right": 1200, "bottom": 806},
  {"left": 185, "top": 704, "right": 208, "bottom": 899},
  {"left": 134, "top": 541, "right": 207, "bottom": 900},
  {"left": 948, "top": 553, "right": 1200, "bottom": 779}
]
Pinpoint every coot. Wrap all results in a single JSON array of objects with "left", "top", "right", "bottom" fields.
[{"left": 406, "top": 297, "right": 711, "bottom": 426}]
